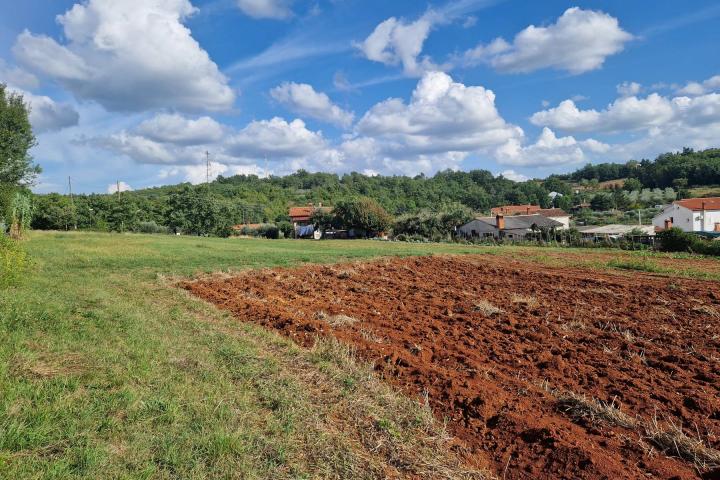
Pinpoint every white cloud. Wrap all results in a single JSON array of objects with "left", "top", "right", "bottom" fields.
[
  {"left": 159, "top": 161, "right": 265, "bottom": 184},
  {"left": 617, "top": 81, "right": 641, "bottom": 96},
  {"left": 356, "top": 71, "right": 521, "bottom": 156},
  {"left": 107, "top": 181, "right": 132, "bottom": 193},
  {"left": 136, "top": 113, "right": 223, "bottom": 145},
  {"left": 6, "top": 86, "right": 80, "bottom": 133},
  {"left": 236, "top": 0, "right": 293, "bottom": 19},
  {"left": 676, "top": 74, "right": 720, "bottom": 96},
  {"left": 13, "top": 0, "right": 234, "bottom": 112},
  {"left": 495, "top": 127, "right": 607, "bottom": 167},
  {"left": 26, "top": 92, "right": 80, "bottom": 133},
  {"left": 463, "top": 7, "right": 633, "bottom": 74},
  {"left": 530, "top": 94, "right": 675, "bottom": 133},
  {"left": 0, "top": 60, "right": 38, "bottom": 89},
  {"left": 226, "top": 117, "right": 327, "bottom": 160},
  {"left": 498, "top": 170, "right": 528, "bottom": 182},
  {"left": 357, "top": 15, "right": 439, "bottom": 76},
  {"left": 270, "top": 82, "right": 354, "bottom": 127}
]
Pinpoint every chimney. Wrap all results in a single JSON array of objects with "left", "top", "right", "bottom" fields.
[
  {"left": 496, "top": 214, "right": 505, "bottom": 230},
  {"left": 664, "top": 218, "right": 673, "bottom": 230}
]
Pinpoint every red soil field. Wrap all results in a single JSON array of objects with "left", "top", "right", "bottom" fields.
[{"left": 183, "top": 255, "right": 720, "bottom": 479}]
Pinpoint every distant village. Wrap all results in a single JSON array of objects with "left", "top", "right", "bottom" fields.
[{"left": 277, "top": 197, "right": 720, "bottom": 242}]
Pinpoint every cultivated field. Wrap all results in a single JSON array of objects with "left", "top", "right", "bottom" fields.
[
  {"left": 186, "top": 255, "right": 720, "bottom": 479},
  {"left": 2, "top": 231, "right": 719, "bottom": 479}
]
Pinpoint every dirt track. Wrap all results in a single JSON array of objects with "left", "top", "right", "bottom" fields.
[{"left": 184, "top": 255, "right": 720, "bottom": 479}]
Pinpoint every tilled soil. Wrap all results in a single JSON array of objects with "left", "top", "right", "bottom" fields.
[{"left": 184, "top": 255, "right": 720, "bottom": 479}]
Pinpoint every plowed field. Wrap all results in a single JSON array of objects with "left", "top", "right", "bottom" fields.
[{"left": 184, "top": 255, "right": 720, "bottom": 479}]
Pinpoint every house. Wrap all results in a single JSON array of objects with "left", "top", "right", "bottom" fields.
[
  {"left": 577, "top": 224, "right": 655, "bottom": 241},
  {"left": 288, "top": 203, "right": 332, "bottom": 238},
  {"left": 458, "top": 214, "right": 563, "bottom": 240},
  {"left": 489, "top": 204, "right": 570, "bottom": 229},
  {"left": 652, "top": 197, "right": 720, "bottom": 233}
]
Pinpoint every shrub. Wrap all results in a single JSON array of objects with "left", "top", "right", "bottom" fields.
[
  {"left": 137, "top": 221, "right": 169, "bottom": 234},
  {"left": 0, "top": 234, "right": 28, "bottom": 288},
  {"left": 257, "top": 224, "right": 280, "bottom": 239},
  {"left": 657, "top": 227, "right": 720, "bottom": 256}
]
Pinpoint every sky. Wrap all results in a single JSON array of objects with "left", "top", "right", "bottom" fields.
[{"left": 1, "top": 0, "right": 719, "bottom": 194}]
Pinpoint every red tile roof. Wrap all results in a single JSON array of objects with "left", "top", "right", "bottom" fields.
[
  {"left": 536, "top": 208, "right": 569, "bottom": 217},
  {"left": 674, "top": 197, "right": 720, "bottom": 211},
  {"left": 288, "top": 205, "right": 331, "bottom": 221},
  {"left": 490, "top": 204, "right": 540, "bottom": 215}
]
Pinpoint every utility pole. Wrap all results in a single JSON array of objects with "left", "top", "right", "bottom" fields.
[
  {"left": 68, "top": 176, "right": 77, "bottom": 230},
  {"left": 117, "top": 180, "right": 120, "bottom": 195},
  {"left": 264, "top": 156, "right": 268, "bottom": 179},
  {"left": 206, "top": 150, "right": 210, "bottom": 184}
]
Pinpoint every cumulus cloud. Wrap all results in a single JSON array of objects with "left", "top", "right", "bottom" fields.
[
  {"left": 107, "top": 181, "right": 132, "bottom": 193},
  {"left": 13, "top": 0, "right": 234, "bottom": 112},
  {"left": 676, "top": 74, "right": 720, "bottom": 96},
  {"left": 270, "top": 82, "right": 354, "bottom": 127},
  {"left": 463, "top": 7, "right": 632, "bottom": 74},
  {"left": 495, "top": 127, "right": 607, "bottom": 167},
  {"left": 498, "top": 170, "right": 529, "bottom": 182},
  {"left": 26, "top": 93, "right": 80, "bottom": 133},
  {"left": 357, "top": 14, "right": 439, "bottom": 76},
  {"left": 236, "top": 0, "right": 293, "bottom": 19},
  {"left": 0, "top": 60, "right": 38, "bottom": 89},
  {"left": 617, "top": 81, "right": 641, "bottom": 97},
  {"left": 159, "top": 161, "right": 266, "bottom": 184},
  {"left": 530, "top": 94, "right": 675, "bottom": 133},
  {"left": 226, "top": 117, "right": 327, "bottom": 159},
  {"left": 356, "top": 71, "right": 521, "bottom": 155},
  {"left": 136, "top": 113, "right": 224, "bottom": 145}
]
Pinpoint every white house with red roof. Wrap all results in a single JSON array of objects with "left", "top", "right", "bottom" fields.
[{"left": 653, "top": 197, "right": 720, "bottom": 232}]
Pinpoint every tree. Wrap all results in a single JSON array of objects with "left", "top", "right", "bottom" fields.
[
  {"left": 333, "top": 197, "right": 392, "bottom": 237},
  {"left": 0, "top": 85, "right": 40, "bottom": 186},
  {"left": 623, "top": 178, "right": 642, "bottom": 192},
  {"left": 590, "top": 194, "right": 613, "bottom": 211}
]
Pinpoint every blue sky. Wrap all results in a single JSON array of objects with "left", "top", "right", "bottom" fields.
[{"left": 1, "top": 0, "right": 719, "bottom": 193}]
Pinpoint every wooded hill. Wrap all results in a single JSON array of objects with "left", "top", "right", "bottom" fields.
[{"left": 30, "top": 148, "right": 720, "bottom": 233}]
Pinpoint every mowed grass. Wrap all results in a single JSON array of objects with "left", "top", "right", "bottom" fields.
[
  {"left": 1, "top": 231, "right": 717, "bottom": 479},
  {"left": 0, "top": 231, "right": 495, "bottom": 480}
]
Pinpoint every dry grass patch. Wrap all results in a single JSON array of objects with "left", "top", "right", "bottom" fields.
[
  {"left": 511, "top": 294, "right": 539, "bottom": 309},
  {"left": 473, "top": 300, "right": 504, "bottom": 317},
  {"left": 556, "top": 391, "right": 636, "bottom": 429},
  {"left": 691, "top": 303, "right": 720, "bottom": 318},
  {"left": 644, "top": 417, "right": 720, "bottom": 470},
  {"left": 315, "top": 311, "right": 359, "bottom": 327},
  {"left": 10, "top": 352, "right": 86, "bottom": 379}
]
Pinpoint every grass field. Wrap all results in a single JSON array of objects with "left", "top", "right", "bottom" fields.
[{"left": 1, "top": 231, "right": 718, "bottom": 478}]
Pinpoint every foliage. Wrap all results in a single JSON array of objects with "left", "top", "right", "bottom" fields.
[
  {"left": 332, "top": 197, "right": 392, "bottom": 236},
  {"left": 565, "top": 148, "right": 720, "bottom": 189},
  {"left": 657, "top": 227, "right": 720, "bottom": 256},
  {"left": 393, "top": 202, "right": 473, "bottom": 241},
  {"left": 0, "top": 84, "right": 40, "bottom": 186},
  {"left": 0, "top": 233, "right": 28, "bottom": 288},
  {"left": 137, "top": 221, "right": 169, "bottom": 234}
]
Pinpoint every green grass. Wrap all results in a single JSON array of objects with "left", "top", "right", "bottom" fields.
[{"left": 0, "top": 231, "right": 493, "bottom": 479}]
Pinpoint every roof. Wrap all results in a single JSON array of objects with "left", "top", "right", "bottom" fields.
[
  {"left": 673, "top": 197, "right": 720, "bottom": 212},
  {"left": 473, "top": 214, "right": 562, "bottom": 230},
  {"left": 490, "top": 204, "right": 540, "bottom": 215},
  {"left": 577, "top": 224, "right": 655, "bottom": 235},
  {"left": 288, "top": 205, "right": 331, "bottom": 221},
  {"left": 536, "top": 208, "right": 569, "bottom": 217}
]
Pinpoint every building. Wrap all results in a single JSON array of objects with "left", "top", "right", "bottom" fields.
[
  {"left": 577, "top": 224, "right": 655, "bottom": 241},
  {"left": 489, "top": 204, "right": 570, "bottom": 229},
  {"left": 652, "top": 197, "right": 720, "bottom": 233},
  {"left": 288, "top": 204, "right": 332, "bottom": 238},
  {"left": 458, "top": 214, "right": 563, "bottom": 240}
]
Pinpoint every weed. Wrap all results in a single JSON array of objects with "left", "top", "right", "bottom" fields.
[{"left": 474, "top": 299, "right": 504, "bottom": 316}]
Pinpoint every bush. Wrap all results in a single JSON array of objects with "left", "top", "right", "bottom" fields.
[
  {"left": 0, "top": 234, "right": 28, "bottom": 288},
  {"left": 657, "top": 227, "right": 720, "bottom": 256},
  {"left": 257, "top": 224, "right": 280, "bottom": 239},
  {"left": 137, "top": 221, "right": 169, "bottom": 234}
]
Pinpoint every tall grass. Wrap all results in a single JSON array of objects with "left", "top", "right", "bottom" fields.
[{"left": 0, "top": 235, "right": 28, "bottom": 288}]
